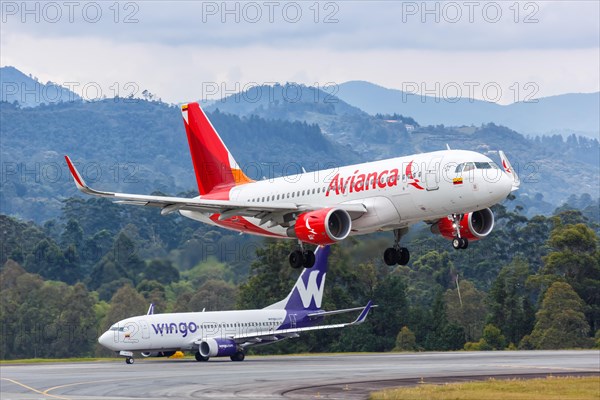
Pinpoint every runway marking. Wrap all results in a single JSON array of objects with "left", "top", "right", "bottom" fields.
[
  {"left": 43, "top": 377, "right": 150, "bottom": 397},
  {"left": 1, "top": 377, "right": 70, "bottom": 400}
]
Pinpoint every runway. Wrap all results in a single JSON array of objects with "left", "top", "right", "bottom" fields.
[{"left": 1, "top": 351, "right": 598, "bottom": 399}]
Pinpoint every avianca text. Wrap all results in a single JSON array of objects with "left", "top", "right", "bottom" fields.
[{"left": 326, "top": 169, "right": 399, "bottom": 196}]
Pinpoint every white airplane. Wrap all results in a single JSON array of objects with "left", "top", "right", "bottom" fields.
[
  {"left": 65, "top": 102, "right": 520, "bottom": 268},
  {"left": 98, "top": 246, "right": 372, "bottom": 364}
]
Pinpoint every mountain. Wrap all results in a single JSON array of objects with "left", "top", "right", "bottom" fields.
[
  {"left": 0, "top": 70, "right": 598, "bottom": 223},
  {"left": 199, "top": 84, "right": 600, "bottom": 213},
  {"left": 337, "top": 81, "right": 600, "bottom": 138},
  {"left": 0, "top": 99, "right": 359, "bottom": 222},
  {"left": 0, "top": 66, "right": 80, "bottom": 107}
]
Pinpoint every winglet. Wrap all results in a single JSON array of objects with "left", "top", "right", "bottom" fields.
[
  {"left": 147, "top": 303, "right": 154, "bottom": 315},
  {"left": 64, "top": 155, "right": 87, "bottom": 191},
  {"left": 353, "top": 300, "right": 373, "bottom": 325},
  {"left": 64, "top": 156, "right": 113, "bottom": 197},
  {"left": 499, "top": 151, "right": 520, "bottom": 191}
]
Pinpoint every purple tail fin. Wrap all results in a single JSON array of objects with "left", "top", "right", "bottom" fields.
[{"left": 264, "top": 246, "right": 330, "bottom": 311}]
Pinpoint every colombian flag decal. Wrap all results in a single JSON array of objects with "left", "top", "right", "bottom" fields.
[{"left": 453, "top": 177, "right": 463, "bottom": 185}]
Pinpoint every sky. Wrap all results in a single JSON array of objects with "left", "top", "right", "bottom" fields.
[{"left": 1, "top": 1, "right": 599, "bottom": 104}]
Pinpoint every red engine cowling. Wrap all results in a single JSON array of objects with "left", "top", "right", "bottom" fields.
[
  {"left": 431, "top": 208, "right": 495, "bottom": 241},
  {"left": 288, "top": 208, "right": 352, "bottom": 245}
]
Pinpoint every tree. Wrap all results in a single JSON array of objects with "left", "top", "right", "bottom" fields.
[
  {"left": 236, "top": 241, "right": 299, "bottom": 309},
  {"left": 368, "top": 274, "right": 410, "bottom": 351},
  {"left": 422, "top": 291, "right": 465, "bottom": 350},
  {"left": 102, "top": 285, "right": 147, "bottom": 330},
  {"left": 527, "top": 282, "right": 592, "bottom": 349},
  {"left": 394, "top": 326, "right": 417, "bottom": 351},
  {"left": 538, "top": 221, "right": 600, "bottom": 332},
  {"left": 444, "top": 279, "right": 487, "bottom": 342},
  {"left": 88, "top": 232, "right": 146, "bottom": 296},
  {"left": 481, "top": 324, "right": 506, "bottom": 350},
  {"left": 24, "top": 239, "right": 81, "bottom": 284},
  {"left": 187, "top": 279, "right": 236, "bottom": 311},
  {"left": 488, "top": 257, "right": 535, "bottom": 345},
  {"left": 142, "top": 259, "right": 180, "bottom": 284}
]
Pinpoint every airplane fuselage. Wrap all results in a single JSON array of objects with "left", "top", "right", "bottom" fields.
[
  {"left": 182, "top": 149, "right": 513, "bottom": 237},
  {"left": 99, "top": 309, "right": 306, "bottom": 352}
]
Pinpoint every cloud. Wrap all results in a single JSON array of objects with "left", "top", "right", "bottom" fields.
[
  {"left": 1, "top": 1, "right": 598, "bottom": 104},
  {"left": 2, "top": 1, "right": 598, "bottom": 50}
]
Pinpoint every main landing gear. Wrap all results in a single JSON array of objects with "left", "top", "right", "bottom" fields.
[
  {"left": 125, "top": 357, "right": 134, "bottom": 364},
  {"left": 195, "top": 351, "right": 209, "bottom": 362},
  {"left": 289, "top": 243, "right": 316, "bottom": 269},
  {"left": 230, "top": 351, "right": 245, "bottom": 362},
  {"left": 450, "top": 214, "right": 469, "bottom": 250},
  {"left": 384, "top": 228, "right": 410, "bottom": 266}
]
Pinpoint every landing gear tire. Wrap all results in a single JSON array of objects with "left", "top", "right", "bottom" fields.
[
  {"left": 384, "top": 247, "right": 399, "bottom": 266},
  {"left": 398, "top": 247, "right": 410, "bottom": 265},
  {"left": 384, "top": 247, "right": 410, "bottom": 266},
  {"left": 302, "top": 250, "right": 315, "bottom": 268},
  {"left": 230, "top": 351, "right": 245, "bottom": 362},
  {"left": 452, "top": 237, "right": 461, "bottom": 250},
  {"left": 289, "top": 250, "right": 304, "bottom": 269},
  {"left": 125, "top": 357, "right": 134, "bottom": 364},
  {"left": 195, "top": 352, "right": 209, "bottom": 362},
  {"left": 452, "top": 237, "right": 469, "bottom": 250}
]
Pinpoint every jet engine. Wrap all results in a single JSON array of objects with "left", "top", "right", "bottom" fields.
[
  {"left": 140, "top": 351, "right": 176, "bottom": 358},
  {"left": 431, "top": 208, "right": 495, "bottom": 241},
  {"left": 198, "top": 338, "right": 238, "bottom": 358},
  {"left": 287, "top": 208, "right": 352, "bottom": 245}
]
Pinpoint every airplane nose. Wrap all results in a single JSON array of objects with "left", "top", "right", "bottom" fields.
[{"left": 98, "top": 331, "right": 117, "bottom": 350}]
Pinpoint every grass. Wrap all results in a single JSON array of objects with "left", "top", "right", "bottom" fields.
[{"left": 370, "top": 376, "right": 600, "bottom": 400}]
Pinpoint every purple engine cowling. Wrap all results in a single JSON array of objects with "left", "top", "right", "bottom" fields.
[{"left": 199, "top": 338, "right": 237, "bottom": 357}]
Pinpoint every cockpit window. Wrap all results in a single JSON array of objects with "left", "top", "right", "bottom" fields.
[
  {"left": 463, "top": 162, "right": 475, "bottom": 172},
  {"left": 455, "top": 163, "right": 464, "bottom": 173},
  {"left": 109, "top": 326, "right": 127, "bottom": 332}
]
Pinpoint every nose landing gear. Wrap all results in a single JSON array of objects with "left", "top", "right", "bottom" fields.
[{"left": 450, "top": 214, "right": 469, "bottom": 250}]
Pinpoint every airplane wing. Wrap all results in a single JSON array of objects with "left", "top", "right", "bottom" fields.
[
  {"left": 306, "top": 304, "right": 378, "bottom": 318},
  {"left": 65, "top": 156, "right": 367, "bottom": 221},
  {"left": 226, "top": 301, "right": 373, "bottom": 345}
]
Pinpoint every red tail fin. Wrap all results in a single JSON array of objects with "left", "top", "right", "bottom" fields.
[{"left": 181, "top": 103, "right": 252, "bottom": 195}]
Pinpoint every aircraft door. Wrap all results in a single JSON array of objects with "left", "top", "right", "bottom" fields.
[
  {"left": 425, "top": 156, "right": 443, "bottom": 191},
  {"left": 140, "top": 319, "right": 151, "bottom": 340}
]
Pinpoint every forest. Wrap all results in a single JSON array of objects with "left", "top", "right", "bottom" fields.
[{"left": 1, "top": 193, "right": 598, "bottom": 359}]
